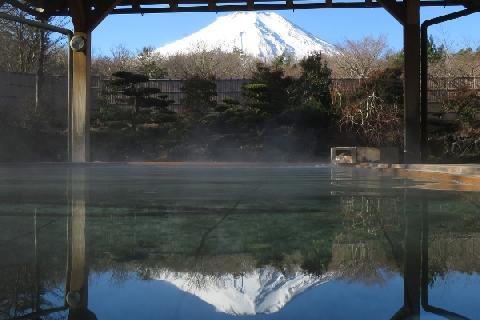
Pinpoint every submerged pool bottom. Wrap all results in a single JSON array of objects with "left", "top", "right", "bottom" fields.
[{"left": 0, "top": 164, "right": 479, "bottom": 319}]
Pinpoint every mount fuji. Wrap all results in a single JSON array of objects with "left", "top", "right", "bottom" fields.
[
  {"left": 152, "top": 266, "right": 337, "bottom": 315},
  {"left": 156, "top": 12, "right": 337, "bottom": 60}
]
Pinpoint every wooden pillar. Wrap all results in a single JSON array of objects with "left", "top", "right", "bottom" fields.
[
  {"left": 403, "top": 0, "right": 422, "bottom": 163},
  {"left": 67, "top": 0, "right": 119, "bottom": 163},
  {"left": 69, "top": 32, "right": 91, "bottom": 163}
]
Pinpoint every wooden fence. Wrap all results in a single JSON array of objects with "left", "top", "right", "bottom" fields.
[
  {"left": 331, "top": 77, "right": 480, "bottom": 104},
  {"left": 427, "top": 77, "right": 480, "bottom": 104},
  {"left": 1, "top": 72, "right": 479, "bottom": 119},
  {"left": 0, "top": 71, "right": 70, "bottom": 123},
  {"left": 99, "top": 78, "right": 249, "bottom": 113}
]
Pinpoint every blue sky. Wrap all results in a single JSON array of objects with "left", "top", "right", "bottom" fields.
[{"left": 92, "top": 6, "right": 480, "bottom": 56}]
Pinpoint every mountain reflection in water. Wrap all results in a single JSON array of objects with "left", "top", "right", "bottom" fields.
[{"left": 0, "top": 164, "right": 479, "bottom": 320}]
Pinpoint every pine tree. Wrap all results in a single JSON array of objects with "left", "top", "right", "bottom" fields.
[{"left": 109, "top": 71, "right": 174, "bottom": 129}]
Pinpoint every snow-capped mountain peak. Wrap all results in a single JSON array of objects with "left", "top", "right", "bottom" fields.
[
  {"left": 156, "top": 11, "right": 337, "bottom": 59},
  {"left": 152, "top": 266, "right": 337, "bottom": 315}
]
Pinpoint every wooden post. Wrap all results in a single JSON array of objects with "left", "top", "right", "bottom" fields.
[
  {"left": 67, "top": 0, "right": 120, "bottom": 162},
  {"left": 69, "top": 32, "right": 91, "bottom": 163},
  {"left": 403, "top": 0, "right": 421, "bottom": 163}
]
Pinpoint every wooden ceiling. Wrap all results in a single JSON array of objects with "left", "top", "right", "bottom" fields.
[{"left": 2, "top": 0, "right": 478, "bottom": 31}]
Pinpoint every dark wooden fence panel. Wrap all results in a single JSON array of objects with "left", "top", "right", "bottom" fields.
[
  {"left": 427, "top": 76, "right": 480, "bottom": 104},
  {"left": 2, "top": 72, "right": 479, "bottom": 119},
  {"left": 98, "top": 78, "right": 250, "bottom": 113}
]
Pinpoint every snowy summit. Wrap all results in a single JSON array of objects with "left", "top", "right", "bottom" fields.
[
  {"left": 156, "top": 12, "right": 337, "bottom": 60},
  {"left": 152, "top": 267, "right": 337, "bottom": 315}
]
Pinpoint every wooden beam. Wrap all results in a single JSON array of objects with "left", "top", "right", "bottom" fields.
[
  {"left": 88, "top": 0, "right": 121, "bottom": 32},
  {"left": 11, "top": 0, "right": 476, "bottom": 16},
  {"left": 132, "top": 2, "right": 141, "bottom": 11},
  {"left": 41, "top": 0, "right": 68, "bottom": 18},
  {"left": 466, "top": 0, "right": 480, "bottom": 9},
  {"left": 169, "top": 0, "right": 178, "bottom": 10},
  {"left": 126, "top": 0, "right": 469, "bottom": 4},
  {"left": 111, "top": 2, "right": 385, "bottom": 13},
  {"left": 378, "top": 0, "right": 406, "bottom": 25},
  {"left": 68, "top": 0, "right": 119, "bottom": 32},
  {"left": 67, "top": 0, "right": 87, "bottom": 30},
  {"left": 115, "top": 0, "right": 470, "bottom": 8},
  {"left": 25, "top": 1, "right": 469, "bottom": 15},
  {"left": 208, "top": 0, "right": 216, "bottom": 10}
]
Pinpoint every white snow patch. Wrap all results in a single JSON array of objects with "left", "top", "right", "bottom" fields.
[{"left": 152, "top": 266, "right": 337, "bottom": 315}]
